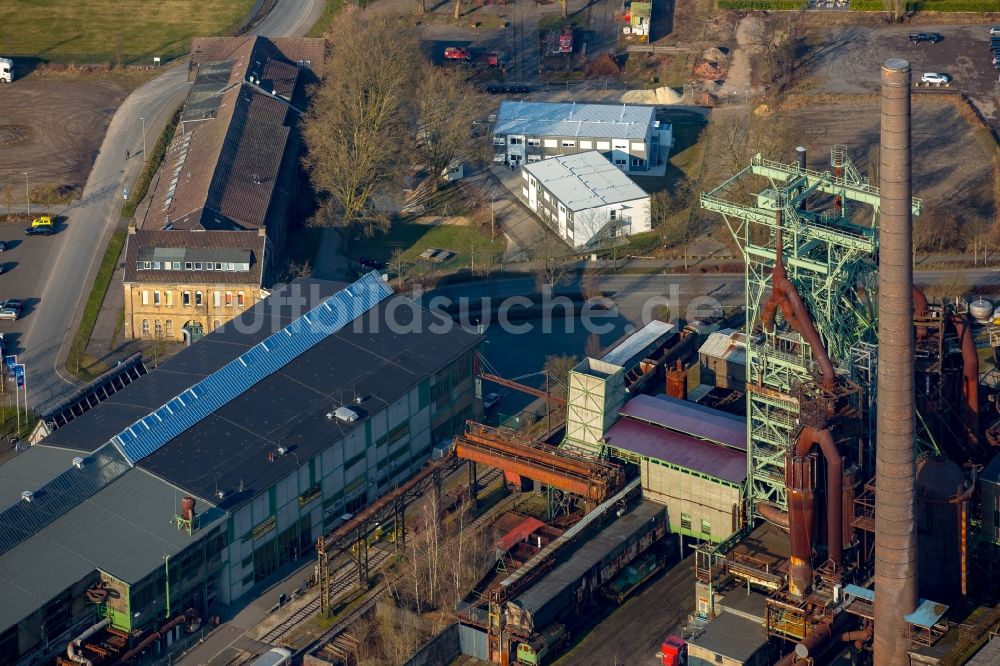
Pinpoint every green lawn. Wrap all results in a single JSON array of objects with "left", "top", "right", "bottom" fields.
[
  {"left": 849, "top": 0, "right": 998, "bottom": 10},
  {"left": 0, "top": 0, "right": 255, "bottom": 64},
  {"left": 306, "top": 0, "right": 345, "bottom": 37},
  {"left": 348, "top": 222, "right": 505, "bottom": 272}
]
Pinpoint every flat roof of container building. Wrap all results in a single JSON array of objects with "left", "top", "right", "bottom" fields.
[
  {"left": 494, "top": 101, "right": 654, "bottom": 141},
  {"left": 41, "top": 277, "right": 481, "bottom": 512},
  {"left": 688, "top": 610, "right": 768, "bottom": 663},
  {"left": 511, "top": 501, "right": 665, "bottom": 620},
  {"left": 620, "top": 393, "right": 747, "bottom": 451},
  {"left": 698, "top": 328, "right": 747, "bottom": 366},
  {"left": 523, "top": 152, "right": 649, "bottom": 213},
  {"left": 601, "top": 320, "right": 677, "bottom": 368},
  {"left": 604, "top": 417, "right": 746, "bottom": 485}
]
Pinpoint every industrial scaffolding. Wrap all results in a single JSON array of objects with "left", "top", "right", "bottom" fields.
[{"left": 700, "top": 148, "right": 921, "bottom": 515}]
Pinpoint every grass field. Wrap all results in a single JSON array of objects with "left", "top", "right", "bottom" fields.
[
  {"left": 347, "top": 222, "right": 505, "bottom": 273},
  {"left": 0, "top": 0, "right": 255, "bottom": 64}
]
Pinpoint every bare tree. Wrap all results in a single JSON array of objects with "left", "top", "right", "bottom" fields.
[
  {"left": 302, "top": 10, "right": 419, "bottom": 237},
  {"left": 560, "top": 0, "right": 568, "bottom": 18},
  {"left": 543, "top": 354, "right": 578, "bottom": 398},
  {"left": 454, "top": 0, "right": 462, "bottom": 20},
  {"left": 417, "top": 0, "right": 426, "bottom": 14},
  {"left": 415, "top": 65, "right": 482, "bottom": 191},
  {"left": 882, "top": 0, "right": 905, "bottom": 23},
  {"left": 533, "top": 233, "right": 571, "bottom": 288},
  {"left": 585, "top": 333, "right": 603, "bottom": 358}
]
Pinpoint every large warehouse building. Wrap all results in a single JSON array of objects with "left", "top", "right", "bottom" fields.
[{"left": 0, "top": 273, "right": 480, "bottom": 665}]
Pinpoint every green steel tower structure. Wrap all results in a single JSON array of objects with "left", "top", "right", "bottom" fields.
[{"left": 699, "top": 148, "right": 922, "bottom": 515}]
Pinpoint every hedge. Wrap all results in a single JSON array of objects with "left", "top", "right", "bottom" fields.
[
  {"left": 121, "top": 104, "right": 182, "bottom": 219},
  {"left": 718, "top": 0, "right": 806, "bottom": 8},
  {"left": 850, "top": 0, "right": 1000, "bottom": 11}
]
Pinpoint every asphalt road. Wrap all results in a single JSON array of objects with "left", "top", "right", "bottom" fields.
[{"left": 17, "top": 0, "right": 325, "bottom": 413}]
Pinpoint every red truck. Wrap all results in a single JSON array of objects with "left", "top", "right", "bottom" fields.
[
  {"left": 658, "top": 635, "right": 687, "bottom": 666},
  {"left": 444, "top": 46, "right": 471, "bottom": 61}
]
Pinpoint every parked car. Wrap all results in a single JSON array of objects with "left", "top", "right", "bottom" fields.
[
  {"left": 483, "top": 392, "right": 501, "bottom": 410},
  {"left": 31, "top": 215, "right": 52, "bottom": 229},
  {"left": 358, "top": 256, "right": 385, "bottom": 269},
  {"left": 909, "top": 32, "right": 941, "bottom": 43},
  {"left": 0, "top": 308, "right": 17, "bottom": 321},
  {"left": 24, "top": 226, "right": 52, "bottom": 236},
  {"left": 0, "top": 241, "right": 7, "bottom": 253},
  {"left": 3, "top": 300, "right": 23, "bottom": 312},
  {"left": 920, "top": 72, "right": 950, "bottom": 84},
  {"left": 990, "top": 26, "right": 1000, "bottom": 36}
]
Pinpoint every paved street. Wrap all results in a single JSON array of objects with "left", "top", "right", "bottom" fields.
[{"left": 14, "top": 0, "right": 326, "bottom": 413}]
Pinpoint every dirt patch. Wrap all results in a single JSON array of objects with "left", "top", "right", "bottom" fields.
[
  {"left": 0, "top": 79, "right": 128, "bottom": 202},
  {"left": 586, "top": 53, "right": 623, "bottom": 78},
  {"left": 0, "top": 126, "right": 31, "bottom": 147}
]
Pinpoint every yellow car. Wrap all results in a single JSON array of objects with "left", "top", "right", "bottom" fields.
[{"left": 31, "top": 215, "right": 52, "bottom": 228}]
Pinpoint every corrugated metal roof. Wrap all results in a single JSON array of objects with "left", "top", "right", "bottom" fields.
[
  {"left": 602, "top": 320, "right": 677, "bottom": 367},
  {"left": 689, "top": 610, "right": 768, "bottom": 661},
  {"left": 620, "top": 394, "right": 747, "bottom": 451},
  {"left": 698, "top": 328, "right": 747, "bottom": 366},
  {"left": 0, "top": 443, "right": 131, "bottom": 557},
  {"left": 512, "top": 501, "right": 664, "bottom": 615},
  {"left": 0, "top": 445, "right": 88, "bottom": 508},
  {"left": 604, "top": 417, "right": 746, "bottom": 484},
  {"left": 494, "top": 101, "right": 654, "bottom": 140},
  {"left": 523, "top": 151, "right": 649, "bottom": 212},
  {"left": 110, "top": 272, "right": 393, "bottom": 466},
  {"left": 497, "top": 517, "right": 545, "bottom": 552},
  {"left": 0, "top": 467, "right": 226, "bottom": 630},
  {"left": 905, "top": 599, "right": 949, "bottom": 629},
  {"left": 843, "top": 583, "right": 874, "bottom": 602}
]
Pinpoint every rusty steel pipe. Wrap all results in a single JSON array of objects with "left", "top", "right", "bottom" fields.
[
  {"left": 786, "top": 453, "right": 816, "bottom": 596},
  {"left": 756, "top": 501, "right": 790, "bottom": 528},
  {"left": 795, "top": 427, "right": 844, "bottom": 570},
  {"left": 762, "top": 223, "right": 836, "bottom": 390},
  {"left": 950, "top": 313, "right": 980, "bottom": 440},
  {"left": 874, "top": 58, "right": 919, "bottom": 666}
]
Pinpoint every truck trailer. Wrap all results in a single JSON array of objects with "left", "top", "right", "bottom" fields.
[{"left": 0, "top": 57, "right": 12, "bottom": 83}]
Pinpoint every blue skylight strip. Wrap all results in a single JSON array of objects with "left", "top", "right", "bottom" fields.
[{"left": 113, "top": 273, "right": 392, "bottom": 465}]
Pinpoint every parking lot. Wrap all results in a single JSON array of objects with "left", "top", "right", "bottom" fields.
[
  {"left": 0, "top": 217, "right": 70, "bottom": 359},
  {"left": 805, "top": 24, "right": 1000, "bottom": 121}
]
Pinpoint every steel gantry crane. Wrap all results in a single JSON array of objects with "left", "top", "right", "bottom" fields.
[{"left": 699, "top": 147, "right": 921, "bottom": 515}]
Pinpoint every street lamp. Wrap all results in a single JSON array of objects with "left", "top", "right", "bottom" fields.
[
  {"left": 139, "top": 117, "right": 146, "bottom": 158},
  {"left": 23, "top": 172, "right": 29, "bottom": 218},
  {"left": 490, "top": 193, "right": 499, "bottom": 239}
]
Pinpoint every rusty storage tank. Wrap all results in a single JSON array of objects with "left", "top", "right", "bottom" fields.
[
  {"left": 916, "top": 454, "right": 970, "bottom": 603},
  {"left": 180, "top": 496, "right": 196, "bottom": 521}
]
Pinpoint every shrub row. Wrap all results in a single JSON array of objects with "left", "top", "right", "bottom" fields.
[
  {"left": 850, "top": 0, "right": 1000, "bottom": 11},
  {"left": 717, "top": 0, "right": 807, "bottom": 8},
  {"left": 121, "top": 105, "right": 181, "bottom": 219}
]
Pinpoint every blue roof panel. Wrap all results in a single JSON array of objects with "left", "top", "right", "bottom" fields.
[{"left": 113, "top": 272, "right": 393, "bottom": 465}]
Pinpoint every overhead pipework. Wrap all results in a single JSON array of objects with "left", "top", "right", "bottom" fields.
[{"left": 873, "top": 57, "right": 919, "bottom": 666}]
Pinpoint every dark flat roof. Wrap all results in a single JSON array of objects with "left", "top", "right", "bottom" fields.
[
  {"left": 689, "top": 610, "right": 768, "bottom": 662},
  {"left": 605, "top": 417, "right": 746, "bottom": 484},
  {"left": 43, "top": 279, "right": 481, "bottom": 509},
  {"left": 620, "top": 394, "right": 746, "bottom": 451}
]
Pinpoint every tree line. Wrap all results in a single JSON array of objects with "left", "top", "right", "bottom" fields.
[{"left": 301, "top": 9, "right": 484, "bottom": 238}]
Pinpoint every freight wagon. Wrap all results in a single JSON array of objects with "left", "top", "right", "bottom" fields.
[
  {"left": 504, "top": 501, "right": 667, "bottom": 636},
  {"left": 602, "top": 551, "right": 663, "bottom": 603}
]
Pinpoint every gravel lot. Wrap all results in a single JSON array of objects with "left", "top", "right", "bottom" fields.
[
  {"left": 804, "top": 24, "right": 1000, "bottom": 121},
  {"left": 0, "top": 78, "right": 128, "bottom": 201}
]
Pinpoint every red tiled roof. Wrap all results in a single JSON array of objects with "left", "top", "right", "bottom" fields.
[{"left": 123, "top": 229, "right": 265, "bottom": 286}]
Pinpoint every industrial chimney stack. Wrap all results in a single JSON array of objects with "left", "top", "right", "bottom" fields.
[{"left": 873, "top": 58, "right": 919, "bottom": 665}]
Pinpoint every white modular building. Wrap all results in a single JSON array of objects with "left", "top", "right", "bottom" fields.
[
  {"left": 522, "top": 151, "right": 652, "bottom": 248},
  {"left": 492, "top": 101, "right": 671, "bottom": 173}
]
